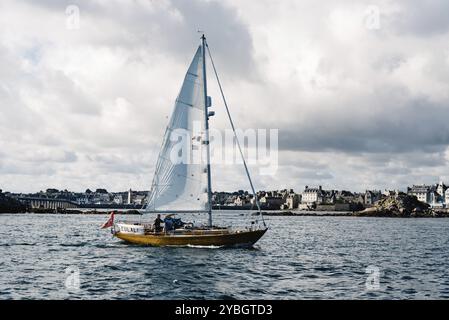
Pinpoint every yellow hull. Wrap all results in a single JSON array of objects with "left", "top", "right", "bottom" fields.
[{"left": 114, "top": 228, "right": 267, "bottom": 247}]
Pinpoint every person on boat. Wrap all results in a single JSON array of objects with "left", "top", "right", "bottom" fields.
[
  {"left": 164, "top": 216, "right": 174, "bottom": 232},
  {"left": 161, "top": 214, "right": 185, "bottom": 232},
  {"left": 154, "top": 214, "right": 164, "bottom": 233}
]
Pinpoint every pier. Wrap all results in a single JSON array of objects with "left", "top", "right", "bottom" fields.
[{"left": 17, "top": 197, "right": 78, "bottom": 210}]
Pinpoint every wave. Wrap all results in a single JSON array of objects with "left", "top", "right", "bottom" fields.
[
  {"left": 0, "top": 243, "right": 36, "bottom": 246},
  {"left": 186, "top": 244, "right": 224, "bottom": 249},
  {"left": 60, "top": 242, "right": 89, "bottom": 247}
]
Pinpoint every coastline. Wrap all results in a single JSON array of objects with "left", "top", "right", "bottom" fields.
[
  {"left": 260, "top": 209, "right": 449, "bottom": 218},
  {"left": 0, "top": 209, "right": 141, "bottom": 215},
  {"left": 2, "top": 193, "right": 448, "bottom": 218},
  {"left": 260, "top": 210, "right": 353, "bottom": 217},
  {"left": 3, "top": 209, "right": 449, "bottom": 218}
]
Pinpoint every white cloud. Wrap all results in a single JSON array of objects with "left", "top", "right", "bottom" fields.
[{"left": 1, "top": 0, "right": 449, "bottom": 193}]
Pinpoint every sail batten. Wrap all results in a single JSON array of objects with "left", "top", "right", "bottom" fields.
[{"left": 145, "top": 46, "right": 209, "bottom": 212}]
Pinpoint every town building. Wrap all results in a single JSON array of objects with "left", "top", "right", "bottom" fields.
[
  {"left": 407, "top": 185, "right": 431, "bottom": 203},
  {"left": 113, "top": 194, "right": 123, "bottom": 205},
  {"left": 335, "top": 190, "right": 353, "bottom": 202},
  {"left": 301, "top": 186, "right": 335, "bottom": 205},
  {"left": 233, "top": 195, "right": 253, "bottom": 207},
  {"left": 76, "top": 196, "right": 89, "bottom": 205},
  {"left": 259, "top": 195, "right": 284, "bottom": 209},
  {"left": 436, "top": 181, "right": 447, "bottom": 199},
  {"left": 94, "top": 192, "right": 111, "bottom": 204},
  {"left": 285, "top": 193, "right": 300, "bottom": 209},
  {"left": 132, "top": 194, "right": 146, "bottom": 206},
  {"left": 407, "top": 183, "right": 447, "bottom": 207},
  {"left": 364, "top": 190, "right": 382, "bottom": 206},
  {"left": 301, "top": 186, "right": 323, "bottom": 204}
]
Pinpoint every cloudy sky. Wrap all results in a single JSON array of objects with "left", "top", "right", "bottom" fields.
[{"left": 1, "top": 0, "right": 449, "bottom": 193}]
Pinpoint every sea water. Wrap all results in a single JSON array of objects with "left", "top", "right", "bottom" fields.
[{"left": 0, "top": 211, "right": 448, "bottom": 299}]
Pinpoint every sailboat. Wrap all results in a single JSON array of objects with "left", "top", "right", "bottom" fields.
[{"left": 112, "top": 35, "right": 268, "bottom": 247}]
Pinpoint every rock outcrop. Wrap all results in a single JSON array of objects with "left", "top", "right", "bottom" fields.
[{"left": 356, "top": 193, "right": 433, "bottom": 217}]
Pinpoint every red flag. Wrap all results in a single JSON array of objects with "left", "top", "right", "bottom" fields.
[{"left": 101, "top": 211, "right": 115, "bottom": 229}]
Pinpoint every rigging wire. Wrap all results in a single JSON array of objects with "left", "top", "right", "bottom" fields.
[{"left": 205, "top": 41, "right": 266, "bottom": 228}]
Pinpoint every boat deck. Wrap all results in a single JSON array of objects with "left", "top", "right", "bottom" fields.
[
  {"left": 117, "top": 221, "right": 234, "bottom": 236},
  {"left": 143, "top": 228, "right": 233, "bottom": 236}
]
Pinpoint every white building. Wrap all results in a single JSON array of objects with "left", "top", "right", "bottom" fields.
[
  {"left": 408, "top": 185, "right": 431, "bottom": 203},
  {"left": 445, "top": 189, "right": 449, "bottom": 206},
  {"left": 301, "top": 186, "right": 323, "bottom": 204},
  {"left": 133, "top": 195, "right": 146, "bottom": 206},
  {"left": 113, "top": 195, "right": 123, "bottom": 205},
  {"left": 234, "top": 196, "right": 251, "bottom": 206}
]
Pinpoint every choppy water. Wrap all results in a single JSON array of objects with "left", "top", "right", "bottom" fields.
[{"left": 1, "top": 212, "right": 449, "bottom": 299}]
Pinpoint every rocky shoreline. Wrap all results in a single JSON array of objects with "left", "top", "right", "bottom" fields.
[{"left": 354, "top": 193, "right": 448, "bottom": 217}]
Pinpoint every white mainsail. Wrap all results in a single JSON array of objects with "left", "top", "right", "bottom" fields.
[{"left": 145, "top": 46, "right": 209, "bottom": 212}]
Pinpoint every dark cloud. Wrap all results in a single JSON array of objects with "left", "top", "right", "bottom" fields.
[
  {"left": 17, "top": 0, "right": 256, "bottom": 78},
  {"left": 389, "top": 0, "right": 449, "bottom": 36},
  {"left": 279, "top": 95, "right": 449, "bottom": 155},
  {"left": 170, "top": 0, "right": 256, "bottom": 77}
]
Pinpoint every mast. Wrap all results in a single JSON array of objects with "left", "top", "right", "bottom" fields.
[{"left": 201, "top": 34, "right": 213, "bottom": 227}]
